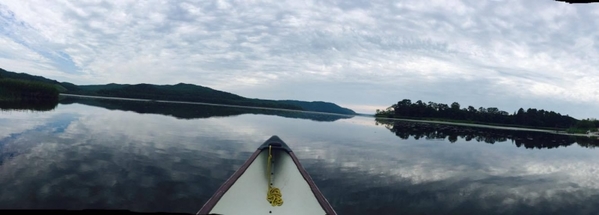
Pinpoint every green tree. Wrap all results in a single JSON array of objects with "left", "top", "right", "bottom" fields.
[
  {"left": 380, "top": 99, "right": 579, "bottom": 129},
  {"left": 576, "top": 119, "right": 596, "bottom": 131},
  {"left": 467, "top": 106, "right": 477, "bottom": 113},
  {"left": 0, "top": 79, "right": 58, "bottom": 101},
  {"left": 451, "top": 102, "right": 460, "bottom": 110}
]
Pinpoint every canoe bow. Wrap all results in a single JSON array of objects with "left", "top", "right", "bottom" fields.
[{"left": 197, "top": 136, "right": 336, "bottom": 215}]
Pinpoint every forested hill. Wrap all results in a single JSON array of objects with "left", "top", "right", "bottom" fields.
[
  {"left": 0, "top": 68, "right": 61, "bottom": 85},
  {"left": 69, "top": 83, "right": 302, "bottom": 110},
  {"left": 376, "top": 99, "right": 598, "bottom": 132},
  {"left": 278, "top": 100, "right": 356, "bottom": 115},
  {"left": 0, "top": 68, "right": 356, "bottom": 115},
  {"left": 0, "top": 68, "right": 59, "bottom": 102}
]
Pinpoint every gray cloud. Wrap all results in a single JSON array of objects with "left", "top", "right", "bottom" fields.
[{"left": 0, "top": 0, "right": 598, "bottom": 117}]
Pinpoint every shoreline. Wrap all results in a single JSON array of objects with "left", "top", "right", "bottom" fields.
[
  {"left": 375, "top": 116, "right": 598, "bottom": 137},
  {"left": 59, "top": 93, "right": 356, "bottom": 118}
]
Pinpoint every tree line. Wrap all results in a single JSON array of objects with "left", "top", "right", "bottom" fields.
[
  {"left": 72, "top": 84, "right": 304, "bottom": 110},
  {"left": 0, "top": 76, "right": 59, "bottom": 101},
  {"left": 1, "top": 68, "right": 357, "bottom": 115},
  {"left": 376, "top": 99, "right": 598, "bottom": 131}
]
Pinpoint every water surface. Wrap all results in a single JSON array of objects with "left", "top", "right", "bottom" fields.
[{"left": 1, "top": 98, "right": 599, "bottom": 215}]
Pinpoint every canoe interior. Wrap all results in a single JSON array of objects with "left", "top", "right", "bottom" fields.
[{"left": 198, "top": 136, "right": 336, "bottom": 215}]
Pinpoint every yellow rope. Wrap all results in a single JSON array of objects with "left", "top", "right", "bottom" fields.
[{"left": 266, "top": 145, "right": 283, "bottom": 206}]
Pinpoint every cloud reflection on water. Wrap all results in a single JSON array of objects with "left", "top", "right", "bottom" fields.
[{"left": 0, "top": 103, "right": 598, "bottom": 214}]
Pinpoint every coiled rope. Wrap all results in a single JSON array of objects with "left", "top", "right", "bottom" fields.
[{"left": 266, "top": 145, "right": 283, "bottom": 206}]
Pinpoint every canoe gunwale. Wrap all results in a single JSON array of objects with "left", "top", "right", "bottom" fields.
[
  {"left": 197, "top": 136, "right": 337, "bottom": 215},
  {"left": 288, "top": 151, "right": 337, "bottom": 215}
]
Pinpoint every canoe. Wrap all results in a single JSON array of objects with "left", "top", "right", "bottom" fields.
[{"left": 197, "top": 136, "right": 337, "bottom": 215}]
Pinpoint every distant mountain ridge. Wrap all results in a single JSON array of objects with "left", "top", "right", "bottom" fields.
[
  {"left": 0, "top": 68, "right": 356, "bottom": 115},
  {"left": 278, "top": 100, "right": 356, "bottom": 115}
]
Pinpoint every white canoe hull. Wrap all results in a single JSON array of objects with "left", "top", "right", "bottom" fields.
[{"left": 197, "top": 136, "right": 336, "bottom": 215}]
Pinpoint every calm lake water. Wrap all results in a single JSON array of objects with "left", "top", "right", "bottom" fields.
[{"left": 2, "top": 97, "right": 599, "bottom": 215}]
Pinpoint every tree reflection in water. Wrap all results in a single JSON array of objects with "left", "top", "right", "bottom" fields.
[{"left": 375, "top": 119, "right": 599, "bottom": 149}]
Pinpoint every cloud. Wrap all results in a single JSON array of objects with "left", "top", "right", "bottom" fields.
[
  {"left": 0, "top": 107, "right": 68, "bottom": 139},
  {"left": 1, "top": 0, "right": 599, "bottom": 117}
]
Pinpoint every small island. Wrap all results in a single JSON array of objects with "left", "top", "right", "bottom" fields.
[{"left": 376, "top": 99, "right": 599, "bottom": 135}]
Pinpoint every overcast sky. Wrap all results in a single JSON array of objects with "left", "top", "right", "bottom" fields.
[{"left": 0, "top": 0, "right": 598, "bottom": 117}]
